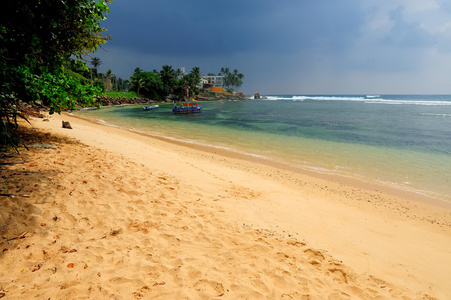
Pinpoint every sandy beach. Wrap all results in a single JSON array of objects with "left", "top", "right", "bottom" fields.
[{"left": 1, "top": 111, "right": 450, "bottom": 299}]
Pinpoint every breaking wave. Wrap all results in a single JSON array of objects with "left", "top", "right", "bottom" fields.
[{"left": 263, "top": 95, "right": 451, "bottom": 106}]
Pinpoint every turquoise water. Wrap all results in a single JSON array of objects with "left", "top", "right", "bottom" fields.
[{"left": 74, "top": 95, "right": 451, "bottom": 203}]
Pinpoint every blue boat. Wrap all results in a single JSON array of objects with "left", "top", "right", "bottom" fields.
[
  {"left": 143, "top": 104, "right": 159, "bottom": 111},
  {"left": 172, "top": 104, "right": 202, "bottom": 114}
]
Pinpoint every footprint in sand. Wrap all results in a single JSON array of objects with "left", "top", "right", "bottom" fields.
[{"left": 194, "top": 279, "right": 225, "bottom": 296}]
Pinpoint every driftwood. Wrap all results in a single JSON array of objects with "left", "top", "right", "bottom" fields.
[{"left": 6, "top": 231, "right": 28, "bottom": 242}]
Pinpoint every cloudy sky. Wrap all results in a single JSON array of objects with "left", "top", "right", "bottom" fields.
[{"left": 92, "top": 0, "right": 451, "bottom": 95}]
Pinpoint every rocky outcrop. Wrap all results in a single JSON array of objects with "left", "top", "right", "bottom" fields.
[
  {"left": 14, "top": 97, "right": 152, "bottom": 117},
  {"left": 16, "top": 101, "right": 46, "bottom": 118},
  {"left": 94, "top": 93, "right": 249, "bottom": 106},
  {"left": 194, "top": 92, "right": 249, "bottom": 101},
  {"left": 93, "top": 96, "right": 151, "bottom": 107}
]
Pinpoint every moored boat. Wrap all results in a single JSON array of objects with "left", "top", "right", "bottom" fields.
[
  {"left": 143, "top": 105, "right": 159, "bottom": 111},
  {"left": 172, "top": 103, "right": 202, "bottom": 114}
]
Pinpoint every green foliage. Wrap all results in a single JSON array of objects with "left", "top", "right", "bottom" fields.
[
  {"left": 114, "top": 77, "right": 128, "bottom": 92},
  {"left": 172, "top": 66, "right": 201, "bottom": 97},
  {"left": 21, "top": 66, "right": 101, "bottom": 113},
  {"left": 103, "top": 91, "right": 139, "bottom": 98},
  {"left": 1, "top": 1, "right": 111, "bottom": 68},
  {"left": 63, "top": 66, "right": 91, "bottom": 85},
  {"left": 129, "top": 70, "right": 164, "bottom": 99},
  {"left": 127, "top": 65, "right": 243, "bottom": 99},
  {"left": 65, "top": 58, "right": 91, "bottom": 80},
  {"left": 189, "top": 67, "right": 202, "bottom": 95},
  {"left": 93, "top": 78, "right": 106, "bottom": 93},
  {"left": 0, "top": 0, "right": 112, "bottom": 150},
  {"left": 159, "top": 65, "right": 177, "bottom": 96},
  {"left": 219, "top": 67, "right": 245, "bottom": 92}
]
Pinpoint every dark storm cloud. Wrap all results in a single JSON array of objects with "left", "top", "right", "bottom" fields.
[
  {"left": 95, "top": 0, "right": 451, "bottom": 94},
  {"left": 104, "top": 0, "right": 364, "bottom": 57}
]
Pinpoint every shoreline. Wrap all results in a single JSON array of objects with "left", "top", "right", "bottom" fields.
[
  {"left": 70, "top": 110, "right": 451, "bottom": 211},
  {"left": 1, "top": 111, "right": 450, "bottom": 298}
]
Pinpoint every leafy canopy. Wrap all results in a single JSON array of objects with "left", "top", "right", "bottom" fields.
[
  {"left": 1, "top": 0, "right": 112, "bottom": 149},
  {"left": 129, "top": 66, "right": 203, "bottom": 99},
  {"left": 129, "top": 70, "right": 164, "bottom": 99},
  {"left": 219, "top": 67, "right": 245, "bottom": 92},
  {"left": 1, "top": 1, "right": 111, "bottom": 68},
  {"left": 127, "top": 65, "right": 244, "bottom": 99}
]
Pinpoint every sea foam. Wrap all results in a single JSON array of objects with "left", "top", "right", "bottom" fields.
[{"left": 263, "top": 95, "right": 451, "bottom": 106}]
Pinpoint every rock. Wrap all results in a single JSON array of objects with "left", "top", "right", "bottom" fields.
[
  {"left": 29, "top": 144, "right": 56, "bottom": 149},
  {"left": 92, "top": 96, "right": 151, "bottom": 107},
  {"left": 16, "top": 102, "right": 45, "bottom": 118},
  {"left": 62, "top": 121, "right": 72, "bottom": 129},
  {"left": 193, "top": 92, "right": 249, "bottom": 101}
]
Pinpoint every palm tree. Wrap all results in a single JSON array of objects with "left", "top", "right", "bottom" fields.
[
  {"left": 232, "top": 69, "right": 244, "bottom": 91},
  {"left": 189, "top": 67, "right": 201, "bottom": 96},
  {"left": 219, "top": 67, "right": 229, "bottom": 76},
  {"left": 219, "top": 67, "right": 231, "bottom": 90},
  {"left": 191, "top": 66, "right": 201, "bottom": 77},
  {"left": 129, "top": 67, "right": 143, "bottom": 95},
  {"left": 133, "top": 67, "right": 143, "bottom": 76},
  {"left": 90, "top": 57, "right": 102, "bottom": 84},
  {"left": 117, "top": 77, "right": 125, "bottom": 91},
  {"left": 91, "top": 57, "right": 101, "bottom": 69},
  {"left": 130, "top": 77, "right": 146, "bottom": 96},
  {"left": 159, "top": 65, "right": 176, "bottom": 96},
  {"left": 176, "top": 68, "right": 184, "bottom": 78},
  {"left": 136, "top": 78, "right": 146, "bottom": 96},
  {"left": 218, "top": 67, "right": 244, "bottom": 92}
]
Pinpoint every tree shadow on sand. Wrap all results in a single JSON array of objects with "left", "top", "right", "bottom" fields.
[{"left": 0, "top": 124, "right": 79, "bottom": 252}]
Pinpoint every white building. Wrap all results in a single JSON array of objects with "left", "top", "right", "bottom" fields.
[{"left": 202, "top": 75, "right": 224, "bottom": 88}]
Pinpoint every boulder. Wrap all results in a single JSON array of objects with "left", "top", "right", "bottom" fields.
[{"left": 62, "top": 121, "right": 72, "bottom": 129}]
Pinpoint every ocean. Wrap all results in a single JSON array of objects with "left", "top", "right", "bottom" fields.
[{"left": 74, "top": 95, "right": 451, "bottom": 204}]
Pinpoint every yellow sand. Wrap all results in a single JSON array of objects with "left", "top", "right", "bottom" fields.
[{"left": 0, "top": 112, "right": 450, "bottom": 299}]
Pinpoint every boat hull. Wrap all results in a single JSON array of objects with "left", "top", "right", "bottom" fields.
[
  {"left": 143, "top": 105, "right": 159, "bottom": 111},
  {"left": 172, "top": 106, "right": 202, "bottom": 114}
]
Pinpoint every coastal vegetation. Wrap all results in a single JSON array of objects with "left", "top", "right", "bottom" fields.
[
  {"left": 1, "top": 0, "right": 112, "bottom": 149},
  {"left": 103, "top": 91, "right": 139, "bottom": 99},
  {"left": 0, "top": 0, "right": 245, "bottom": 150},
  {"left": 98, "top": 64, "right": 245, "bottom": 101},
  {"left": 128, "top": 68, "right": 164, "bottom": 99},
  {"left": 219, "top": 68, "right": 245, "bottom": 92},
  {"left": 124, "top": 65, "right": 244, "bottom": 100}
]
